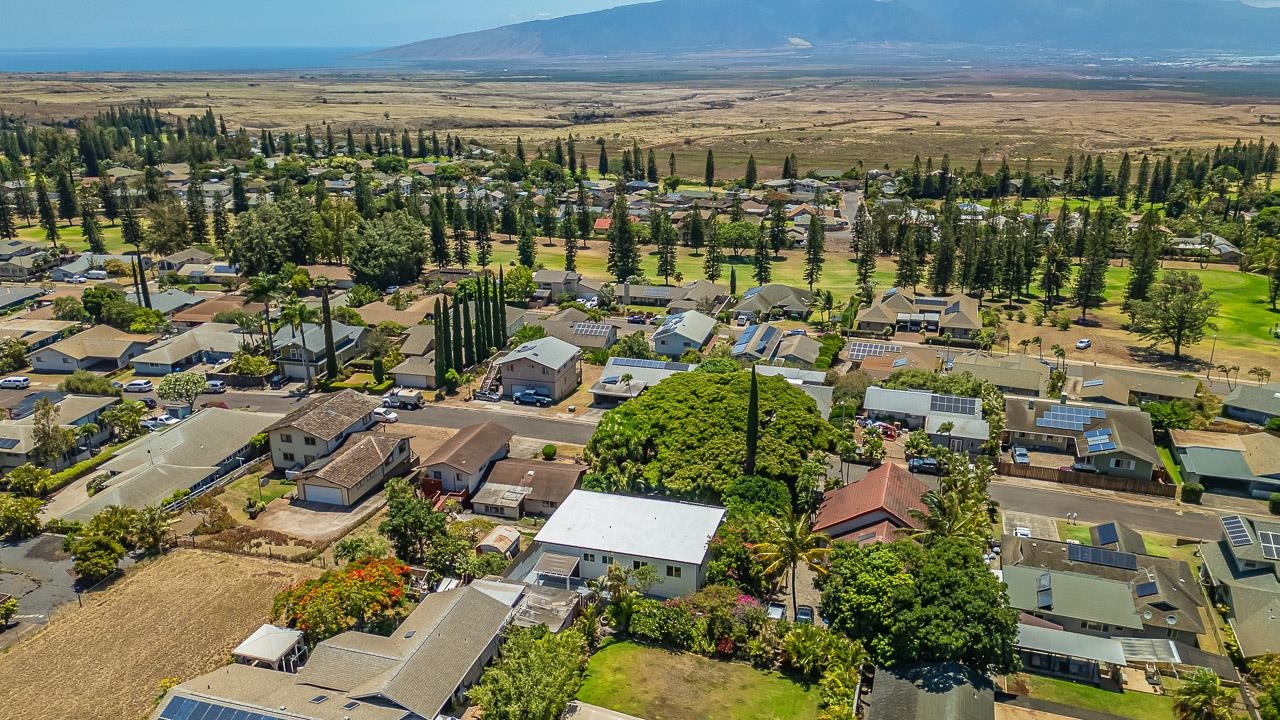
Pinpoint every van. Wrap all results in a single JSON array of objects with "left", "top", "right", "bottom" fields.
[{"left": 85, "top": 269, "right": 109, "bottom": 280}]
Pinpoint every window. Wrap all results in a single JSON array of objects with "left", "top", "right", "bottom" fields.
[
  {"left": 1081, "top": 621, "right": 1109, "bottom": 632},
  {"left": 432, "top": 470, "right": 442, "bottom": 480},
  {"left": 601, "top": 555, "right": 613, "bottom": 565},
  {"left": 1110, "top": 458, "right": 1136, "bottom": 471},
  {"left": 484, "top": 505, "right": 502, "bottom": 514},
  {"left": 304, "top": 437, "right": 317, "bottom": 446},
  {"left": 304, "top": 455, "right": 315, "bottom": 464},
  {"left": 542, "top": 500, "right": 557, "bottom": 508},
  {"left": 666, "top": 565, "right": 682, "bottom": 578},
  {"left": 384, "top": 456, "right": 393, "bottom": 467},
  {"left": 583, "top": 552, "right": 596, "bottom": 563},
  {"left": 280, "top": 433, "right": 293, "bottom": 443},
  {"left": 632, "top": 560, "right": 647, "bottom": 570},
  {"left": 282, "top": 452, "right": 295, "bottom": 462}
]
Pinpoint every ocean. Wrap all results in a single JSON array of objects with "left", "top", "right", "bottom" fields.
[{"left": 0, "top": 47, "right": 384, "bottom": 73}]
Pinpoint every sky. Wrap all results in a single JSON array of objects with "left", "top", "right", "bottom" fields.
[{"left": 1, "top": 0, "right": 652, "bottom": 49}]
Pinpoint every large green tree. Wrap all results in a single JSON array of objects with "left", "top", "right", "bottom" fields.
[
  {"left": 1128, "top": 270, "right": 1220, "bottom": 359},
  {"left": 1125, "top": 208, "right": 1164, "bottom": 303},
  {"left": 348, "top": 210, "right": 427, "bottom": 288},
  {"left": 470, "top": 625, "right": 589, "bottom": 720}
]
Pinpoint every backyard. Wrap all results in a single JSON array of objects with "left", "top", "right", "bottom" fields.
[
  {"left": 1009, "top": 674, "right": 1176, "bottom": 720},
  {"left": 576, "top": 640, "right": 821, "bottom": 720}
]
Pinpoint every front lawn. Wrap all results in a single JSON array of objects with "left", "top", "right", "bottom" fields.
[
  {"left": 577, "top": 640, "right": 820, "bottom": 720},
  {"left": 1157, "top": 447, "right": 1184, "bottom": 486},
  {"left": 1015, "top": 674, "right": 1175, "bottom": 720},
  {"left": 1055, "top": 521, "right": 1092, "bottom": 544}
]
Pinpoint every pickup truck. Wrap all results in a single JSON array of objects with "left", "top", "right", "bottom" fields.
[
  {"left": 513, "top": 390, "right": 553, "bottom": 407},
  {"left": 382, "top": 388, "right": 425, "bottom": 410}
]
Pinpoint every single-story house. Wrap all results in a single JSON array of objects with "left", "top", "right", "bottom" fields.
[
  {"left": 653, "top": 310, "right": 717, "bottom": 359},
  {"left": 1200, "top": 514, "right": 1280, "bottom": 658},
  {"left": 732, "top": 284, "right": 813, "bottom": 321},
  {"left": 542, "top": 318, "right": 619, "bottom": 351},
  {"left": 420, "top": 422, "right": 514, "bottom": 495},
  {"left": 590, "top": 356, "right": 695, "bottom": 407},
  {"left": 173, "top": 261, "right": 239, "bottom": 283},
  {"left": 265, "top": 390, "right": 381, "bottom": 471},
  {"left": 856, "top": 288, "right": 982, "bottom": 340},
  {"left": 399, "top": 324, "right": 435, "bottom": 356},
  {"left": 1223, "top": 382, "right": 1280, "bottom": 425},
  {"left": 0, "top": 286, "right": 46, "bottom": 310},
  {"left": 293, "top": 431, "right": 414, "bottom": 507},
  {"left": 300, "top": 264, "right": 355, "bottom": 289},
  {"left": 863, "top": 386, "right": 990, "bottom": 454},
  {"left": 50, "top": 253, "right": 147, "bottom": 282},
  {"left": 498, "top": 336, "right": 581, "bottom": 402},
  {"left": 31, "top": 325, "right": 156, "bottom": 373},
  {"left": 126, "top": 288, "right": 205, "bottom": 316},
  {"left": 1072, "top": 367, "right": 1199, "bottom": 406},
  {"left": 531, "top": 490, "right": 725, "bottom": 599},
  {"left": 157, "top": 247, "right": 214, "bottom": 273},
  {"left": 0, "top": 394, "right": 119, "bottom": 472},
  {"left": 130, "top": 323, "right": 246, "bottom": 376},
  {"left": 864, "top": 663, "right": 994, "bottom": 720},
  {"left": 169, "top": 294, "right": 257, "bottom": 327},
  {"left": 391, "top": 353, "right": 437, "bottom": 390},
  {"left": 950, "top": 353, "right": 1050, "bottom": 397},
  {"left": 1004, "top": 397, "right": 1159, "bottom": 481},
  {"left": 731, "top": 323, "right": 783, "bottom": 362},
  {"left": 471, "top": 459, "right": 585, "bottom": 520},
  {"left": 774, "top": 334, "right": 823, "bottom": 367},
  {"left": 477, "top": 525, "right": 522, "bottom": 557},
  {"left": 813, "top": 462, "right": 927, "bottom": 544},
  {"left": 1170, "top": 429, "right": 1280, "bottom": 498},
  {"left": 0, "top": 318, "right": 79, "bottom": 351},
  {"left": 273, "top": 321, "right": 367, "bottom": 381},
  {"left": 1168, "top": 233, "right": 1240, "bottom": 262}
]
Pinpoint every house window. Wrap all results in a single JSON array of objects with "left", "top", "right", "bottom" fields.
[
  {"left": 1110, "top": 458, "right": 1136, "bottom": 471},
  {"left": 280, "top": 433, "right": 293, "bottom": 443},
  {"left": 601, "top": 555, "right": 614, "bottom": 565},
  {"left": 1082, "top": 621, "right": 1108, "bottom": 632},
  {"left": 666, "top": 565, "right": 682, "bottom": 578},
  {"left": 632, "top": 560, "right": 647, "bottom": 570},
  {"left": 542, "top": 500, "right": 557, "bottom": 508},
  {"left": 432, "top": 470, "right": 442, "bottom": 480},
  {"left": 583, "top": 552, "right": 596, "bottom": 563},
  {"left": 484, "top": 505, "right": 502, "bottom": 514},
  {"left": 282, "top": 452, "right": 295, "bottom": 462},
  {"left": 304, "top": 437, "right": 317, "bottom": 446}
]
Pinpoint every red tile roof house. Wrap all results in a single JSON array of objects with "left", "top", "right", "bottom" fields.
[{"left": 813, "top": 463, "right": 929, "bottom": 544}]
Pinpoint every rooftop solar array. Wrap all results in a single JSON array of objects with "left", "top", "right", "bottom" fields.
[
  {"left": 159, "top": 696, "right": 285, "bottom": 720},
  {"left": 1135, "top": 581, "right": 1159, "bottom": 598},
  {"left": 929, "top": 394, "right": 979, "bottom": 416},
  {"left": 1259, "top": 530, "right": 1280, "bottom": 561},
  {"left": 1094, "top": 522, "right": 1119, "bottom": 547},
  {"left": 1222, "top": 515, "right": 1253, "bottom": 547},
  {"left": 1035, "top": 405, "right": 1107, "bottom": 432},
  {"left": 571, "top": 322, "right": 613, "bottom": 337},
  {"left": 846, "top": 342, "right": 903, "bottom": 361},
  {"left": 1082, "top": 378, "right": 1106, "bottom": 388},
  {"left": 612, "top": 357, "right": 672, "bottom": 370},
  {"left": 1085, "top": 427, "right": 1117, "bottom": 453},
  {"left": 0, "top": 438, "right": 18, "bottom": 450},
  {"left": 1067, "top": 543, "right": 1139, "bottom": 571}
]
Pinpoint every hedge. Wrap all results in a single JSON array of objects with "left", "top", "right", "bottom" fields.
[
  {"left": 1182, "top": 483, "right": 1204, "bottom": 505},
  {"left": 43, "top": 441, "right": 133, "bottom": 496}
]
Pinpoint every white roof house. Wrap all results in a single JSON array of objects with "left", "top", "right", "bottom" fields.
[{"left": 535, "top": 490, "right": 725, "bottom": 566}]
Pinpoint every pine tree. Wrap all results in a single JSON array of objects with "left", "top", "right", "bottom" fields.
[
  {"left": 744, "top": 366, "right": 759, "bottom": 477},
  {"left": 1116, "top": 153, "right": 1132, "bottom": 207},
  {"left": 803, "top": 214, "right": 825, "bottom": 290},
  {"left": 431, "top": 131, "right": 441, "bottom": 158},
  {"left": 621, "top": 151, "right": 634, "bottom": 180},
  {"left": 562, "top": 213, "right": 579, "bottom": 272},
  {"left": 13, "top": 182, "right": 34, "bottom": 227},
  {"left": 97, "top": 182, "right": 119, "bottom": 225},
  {"left": 646, "top": 149, "right": 659, "bottom": 184},
  {"left": 1090, "top": 156, "right": 1106, "bottom": 198},
  {"left": 473, "top": 198, "right": 493, "bottom": 267},
  {"left": 450, "top": 298, "right": 463, "bottom": 371},
  {"left": 434, "top": 299, "right": 448, "bottom": 386},
  {"left": 745, "top": 154, "right": 758, "bottom": 189},
  {"left": 704, "top": 150, "right": 715, "bottom": 189},
  {"left": 768, "top": 201, "right": 787, "bottom": 256},
  {"left": 654, "top": 212, "right": 676, "bottom": 284},
  {"left": 517, "top": 221, "right": 536, "bottom": 268},
  {"left": 461, "top": 299, "right": 475, "bottom": 368},
  {"left": 231, "top": 172, "right": 249, "bottom": 214},
  {"left": 428, "top": 195, "right": 449, "bottom": 268},
  {"left": 186, "top": 182, "right": 208, "bottom": 243},
  {"left": 451, "top": 201, "right": 470, "bottom": 267},
  {"left": 0, "top": 191, "right": 15, "bottom": 240},
  {"left": 321, "top": 287, "right": 339, "bottom": 379},
  {"left": 211, "top": 192, "right": 230, "bottom": 253},
  {"left": 327, "top": 125, "right": 336, "bottom": 155},
  {"left": 477, "top": 273, "right": 493, "bottom": 355},
  {"left": 55, "top": 170, "right": 78, "bottom": 225},
  {"left": 81, "top": 199, "right": 104, "bottom": 254},
  {"left": 729, "top": 266, "right": 737, "bottom": 295},
  {"left": 606, "top": 192, "right": 639, "bottom": 282},
  {"left": 895, "top": 225, "right": 921, "bottom": 292},
  {"left": 669, "top": 152, "right": 677, "bottom": 178},
  {"left": 1125, "top": 208, "right": 1163, "bottom": 303},
  {"left": 703, "top": 215, "right": 724, "bottom": 283},
  {"left": 1133, "top": 155, "right": 1151, "bottom": 208},
  {"left": 34, "top": 174, "right": 59, "bottom": 246},
  {"left": 1074, "top": 205, "right": 1112, "bottom": 319},
  {"left": 514, "top": 136, "right": 525, "bottom": 164},
  {"left": 354, "top": 170, "right": 374, "bottom": 219},
  {"left": 598, "top": 144, "right": 609, "bottom": 176},
  {"left": 752, "top": 227, "right": 772, "bottom": 285},
  {"left": 401, "top": 129, "right": 412, "bottom": 158},
  {"left": 928, "top": 211, "right": 956, "bottom": 295},
  {"left": 687, "top": 209, "right": 705, "bottom": 255},
  {"left": 782, "top": 155, "right": 794, "bottom": 181}
]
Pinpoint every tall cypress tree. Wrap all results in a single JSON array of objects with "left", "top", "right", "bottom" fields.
[
  {"left": 461, "top": 299, "right": 476, "bottom": 368},
  {"left": 477, "top": 273, "right": 492, "bottom": 356},
  {"left": 704, "top": 150, "right": 715, "bottom": 189},
  {"left": 34, "top": 174, "right": 59, "bottom": 246},
  {"left": 187, "top": 182, "right": 208, "bottom": 243},
  {"left": 752, "top": 227, "right": 772, "bottom": 285},
  {"left": 428, "top": 195, "right": 449, "bottom": 268},
  {"left": 646, "top": 149, "right": 659, "bottom": 183},
  {"left": 211, "top": 192, "right": 230, "bottom": 253},
  {"left": 450, "top": 296, "right": 464, "bottom": 372},
  {"left": 0, "top": 191, "right": 15, "bottom": 240},
  {"left": 745, "top": 154, "right": 758, "bottom": 189},
  {"left": 434, "top": 298, "right": 450, "bottom": 385},
  {"left": 517, "top": 222, "right": 536, "bottom": 267},
  {"left": 81, "top": 200, "right": 105, "bottom": 254},
  {"left": 562, "top": 213, "right": 579, "bottom": 272},
  {"left": 321, "top": 285, "right": 339, "bottom": 379},
  {"left": 744, "top": 366, "right": 759, "bottom": 477},
  {"left": 494, "top": 267, "right": 508, "bottom": 347},
  {"left": 231, "top": 172, "right": 249, "bottom": 213}
]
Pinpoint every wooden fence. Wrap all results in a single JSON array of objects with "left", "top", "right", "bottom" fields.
[{"left": 996, "top": 462, "right": 1178, "bottom": 498}]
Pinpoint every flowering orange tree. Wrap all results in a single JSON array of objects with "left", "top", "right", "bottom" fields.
[{"left": 272, "top": 557, "right": 412, "bottom": 643}]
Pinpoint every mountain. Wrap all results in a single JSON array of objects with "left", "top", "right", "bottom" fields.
[{"left": 368, "top": 0, "right": 1280, "bottom": 64}]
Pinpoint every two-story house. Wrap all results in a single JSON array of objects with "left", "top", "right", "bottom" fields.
[
  {"left": 265, "top": 390, "right": 381, "bottom": 471},
  {"left": 272, "top": 321, "right": 368, "bottom": 381},
  {"left": 498, "top": 336, "right": 581, "bottom": 402},
  {"left": 653, "top": 310, "right": 717, "bottom": 359},
  {"left": 419, "top": 422, "right": 513, "bottom": 495}
]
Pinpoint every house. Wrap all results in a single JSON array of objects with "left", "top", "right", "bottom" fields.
[
  {"left": 498, "top": 336, "right": 581, "bottom": 402},
  {"left": 273, "top": 321, "right": 367, "bottom": 381},
  {"left": 391, "top": 353, "right": 437, "bottom": 390},
  {"left": 231, "top": 624, "right": 306, "bottom": 673},
  {"left": 300, "top": 264, "right": 355, "bottom": 289},
  {"left": 265, "top": 390, "right": 381, "bottom": 471},
  {"left": 420, "top": 422, "right": 513, "bottom": 494},
  {"left": 856, "top": 288, "right": 982, "bottom": 340},
  {"left": 0, "top": 318, "right": 78, "bottom": 351},
  {"left": 1002, "top": 534, "right": 1206, "bottom": 646},
  {"left": 615, "top": 280, "right": 729, "bottom": 314},
  {"left": 130, "top": 323, "right": 246, "bottom": 376},
  {"left": 399, "top": 324, "right": 435, "bottom": 357},
  {"left": 1170, "top": 429, "right": 1280, "bottom": 497},
  {"left": 153, "top": 585, "right": 519, "bottom": 720},
  {"left": 774, "top": 334, "right": 823, "bottom": 367},
  {"left": 174, "top": 261, "right": 239, "bottom": 283},
  {"left": 950, "top": 353, "right": 1051, "bottom": 397},
  {"left": 61, "top": 408, "right": 281, "bottom": 522},
  {"left": 813, "top": 462, "right": 928, "bottom": 544},
  {"left": 0, "top": 286, "right": 45, "bottom": 311},
  {"left": 50, "top": 253, "right": 145, "bottom": 282},
  {"left": 754, "top": 365, "right": 827, "bottom": 385},
  {"left": 31, "top": 325, "right": 156, "bottom": 373},
  {"left": 293, "top": 431, "right": 414, "bottom": 506},
  {"left": 354, "top": 294, "right": 443, "bottom": 327},
  {"left": 1169, "top": 233, "right": 1240, "bottom": 263},
  {"left": 1014, "top": 622, "right": 1129, "bottom": 687},
  {"left": 1071, "top": 367, "right": 1199, "bottom": 406},
  {"left": 533, "top": 269, "right": 588, "bottom": 300},
  {"left": 652, "top": 310, "right": 717, "bottom": 359},
  {"left": 126, "top": 288, "right": 205, "bottom": 316},
  {"left": 731, "top": 323, "right": 782, "bottom": 362},
  {"left": 0, "top": 394, "right": 119, "bottom": 472},
  {"left": 530, "top": 490, "right": 725, "bottom": 599},
  {"left": 157, "top": 247, "right": 214, "bottom": 273},
  {"left": 1200, "top": 514, "right": 1280, "bottom": 658},
  {"left": 732, "top": 284, "right": 813, "bottom": 321},
  {"left": 0, "top": 242, "right": 55, "bottom": 281},
  {"left": 471, "top": 459, "right": 585, "bottom": 520},
  {"left": 590, "top": 356, "right": 695, "bottom": 406},
  {"left": 542, "top": 317, "right": 618, "bottom": 351},
  {"left": 863, "top": 386, "right": 990, "bottom": 454},
  {"left": 864, "top": 664, "right": 994, "bottom": 720},
  {"left": 1223, "top": 382, "right": 1280, "bottom": 425},
  {"left": 169, "top": 294, "right": 256, "bottom": 327},
  {"left": 477, "top": 525, "right": 522, "bottom": 557},
  {"left": 1005, "top": 398, "right": 1159, "bottom": 480}
]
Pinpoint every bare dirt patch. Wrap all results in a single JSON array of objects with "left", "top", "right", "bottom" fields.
[{"left": 0, "top": 550, "right": 319, "bottom": 720}]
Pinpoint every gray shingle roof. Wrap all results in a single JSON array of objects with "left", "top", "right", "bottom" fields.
[
  {"left": 267, "top": 390, "right": 381, "bottom": 441},
  {"left": 500, "top": 336, "right": 580, "bottom": 370}
]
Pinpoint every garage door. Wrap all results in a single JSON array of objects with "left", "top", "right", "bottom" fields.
[{"left": 303, "top": 485, "right": 345, "bottom": 506}]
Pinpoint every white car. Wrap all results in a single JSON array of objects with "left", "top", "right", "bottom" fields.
[
  {"left": 1075, "top": 338, "right": 1092, "bottom": 350},
  {"left": 142, "top": 415, "right": 182, "bottom": 431},
  {"left": 1014, "top": 526, "right": 1032, "bottom": 538},
  {"left": 372, "top": 407, "right": 399, "bottom": 423},
  {"left": 67, "top": 275, "right": 87, "bottom": 284},
  {"left": 0, "top": 376, "right": 30, "bottom": 389},
  {"left": 123, "top": 379, "right": 154, "bottom": 393}
]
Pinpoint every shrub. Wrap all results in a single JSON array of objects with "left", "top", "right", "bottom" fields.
[
  {"left": 1183, "top": 482, "right": 1205, "bottom": 504},
  {"left": 0, "top": 596, "right": 17, "bottom": 625},
  {"left": 1267, "top": 417, "right": 1280, "bottom": 432},
  {"left": 1056, "top": 316, "right": 1071, "bottom": 331},
  {"left": 1016, "top": 310, "right": 1027, "bottom": 323},
  {"left": 1270, "top": 493, "right": 1280, "bottom": 516},
  {"left": 541, "top": 444, "right": 558, "bottom": 460},
  {"left": 629, "top": 599, "right": 707, "bottom": 652}
]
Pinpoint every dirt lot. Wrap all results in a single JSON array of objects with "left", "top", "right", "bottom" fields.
[{"left": 0, "top": 550, "right": 319, "bottom": 720}]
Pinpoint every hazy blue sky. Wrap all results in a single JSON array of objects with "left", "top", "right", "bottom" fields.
[{"left": 3, "top": 0, "right": 650, "bottom": 49}]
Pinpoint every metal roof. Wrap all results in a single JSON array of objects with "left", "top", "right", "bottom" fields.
[
  {"left": 1016, "top": 623, "right": 1127, "bottom": 666},
  {"left": 535, "top": 490, "right": 725, "bottom": 565}
]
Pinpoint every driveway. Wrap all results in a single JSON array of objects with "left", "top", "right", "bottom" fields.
[
  {"left": 1002, "top": 511, "right": 1062, "bottom": 541},
  {"left": 0, "top": 535, "right": 78, "bottom": 649},
  {"left": 255, "top": 491, "right": 386, "bottom": 544}
]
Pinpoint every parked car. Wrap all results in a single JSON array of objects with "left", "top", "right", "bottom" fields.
[
  {"left": 1075, "top": 338, "right": 1092, "bottom": 350},
  {"left": 123, "top": 379, "right": 154, "bottom": 393},
  {"left": 513, "top": 390, "right": 553, "bottom": 407},
  {"left": 142, "top": 415, "right": 182, "bottom": 431},
  {"left": 1011, "top": 446, "right": 1031, "bottom": 465},
  {"left": 872, "top": 422, "right": 898, "bottom": 441},
  {"left": 384, "top": 285, "right": 400, "bottom": 295},
  {"left": 1063, "top": 462, "right": 1097, "bottom": 474},
  {"left": 139, "top": 397, "right": 157, "bottom": 410},
  {"left": 795, "top": 605, "right": 815, "bottom": 624},
  {"left": 785, "top": 328, "right": 807, "bottom": 337},
  {"left": 372, "top": 407, "right": 399, "bottom": 423},
  {"left": 67, "top": 275, "right": 87, "bottom": 284},
  {"left": 0, "top": 376, "right": 31, "bottom": 389},
  {"left": 627, "top": 315, "right": 647, "bottom": 324},
  {"left": 1014, "top": 526, "right": 1032, "bottom": 538},
  {"left": 382, "top": 388, "right": 424, "bottom": 409},
  {"left": 766, "top": 603, "right": 787, "bottom": 621},
  {"left": 204, "top": 380, "right": 228, "bottom": 394},
  {"left": 908, "top": 457, "right": 941, "bottom": 475}
]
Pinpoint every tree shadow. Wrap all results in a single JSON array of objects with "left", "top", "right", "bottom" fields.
[{"left": 1126, "top": 345, "right": 1207, "bottom": 373}]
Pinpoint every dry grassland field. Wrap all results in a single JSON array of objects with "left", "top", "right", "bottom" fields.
[
  {"left": 3, "top": 73, "right": 1280, "bottom": 176},
  {"left": 0, "top": 550, "right": 319, "bottom": 720}
]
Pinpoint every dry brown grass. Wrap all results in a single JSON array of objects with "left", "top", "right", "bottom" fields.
[
  {"left": 2, "top": 74, "right": 1278, "bottom": 172},
  {"left": 0, "top": 550, "right": 319, "bottom": 720}
]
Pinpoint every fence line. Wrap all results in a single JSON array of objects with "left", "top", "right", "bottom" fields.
[{"left": 996, "top": 462, "right": 1178, "bottom": 498}]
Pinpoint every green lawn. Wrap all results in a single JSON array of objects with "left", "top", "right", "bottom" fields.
[
  {"left": 576, "top": 641, "right": 820, "bottom": 720},
  {"left": 1016, "top": 674, "right": 1176, "bottom": 720},
  {"left": 15, "top": 221, "right": 130, "bottom": 254},
  {"left": 1055, "top": 521, "right": 1093, "bottom": 544},
  {"left": 1157, "top": 447, "right": 1185, "bottom": 486}
]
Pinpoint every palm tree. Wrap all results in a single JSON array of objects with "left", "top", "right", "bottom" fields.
[
  {"left": 132, "top": 504, "right": 175, "bottom": 555},
  {"left": 77, "top": 423, "right": 100, "bottom": 453},
  {"left": 278, "top": 294, "right": 321, "bottom": 388},
  {"left": 907, "top": 456, "right": 993, "bottom": 548},
  {"left": 753, "top": 512, "right": 829, "bottom": 616},
  {"left": 1172, "top": 668, "right": 1236, "bottom": 720},
  {"left": 1051, "top": 343, "right": 1067, "bottom": 371},
  {"left": 1018, "top": 338, "right": 1032, "bottom": 355},
  {"left": 1032, "top": 335, "right": 1043, "bottom": 359},
  {"left": 245, "top": 273, "right": 281, "bottom": 359},
  {"left": 807, "top": 289, "right": 844, "bottom": 328},
  {"left": 1249, "top": 366, "right": 1272, "bottom": 386}
]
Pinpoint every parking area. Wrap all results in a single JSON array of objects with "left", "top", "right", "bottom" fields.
[
  {"left": 0, "top": 535, "right": 80, "bottom": 649},
  {"left": 1002, "top": 511, "right": 1061, "bottom": 541}
]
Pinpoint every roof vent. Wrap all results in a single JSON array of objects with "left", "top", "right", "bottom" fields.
[
  {"left": 1142, "top": 610, "right": 1153, "bottom": 620},
  {"left": 1165, "top": 615, "right": 1178, "bottom": 625}
]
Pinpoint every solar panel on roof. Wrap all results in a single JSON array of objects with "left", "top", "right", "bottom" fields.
[
  {"left": 613, "top": 357, "right": 669, "bottom": 370},
  {"left": 1091, "top": 441, "right": 1117, "bottom": 452},
  {"left": 572, "top": 322, "right": 613, "bottom": 337},
  {"left": 0, "top": 438, "right": 18, "bottom": 450},
  {"left": 1136, "top": 581, "right": 1159, "bottom": 598},
  {"left": 159, "top": 696, "right": 284, "bottom": 720},
  {"left": 1259, "top": 531, "right": 1280, "bottom": 560},
  {"left": 1095, "top": 522, "right": 1119, "bottom": 547},
  {"left": 1082, "top": 378, "right": 1105, "bottom": 388},
  {"left": 930, "top": 394, "right": 978, "bottom": 416},
  {"left": 1085, "top": 428, "right": 1111, "bottom": 439},
  {"left": 1221, "top": 515, "right": 1253, "bottom": 547},
  {"left": 1068, "top": 544, "right": 1139, "bottom": 571},
  {"left": 892, "top": 357, "right": 908, "bottom": 368}
]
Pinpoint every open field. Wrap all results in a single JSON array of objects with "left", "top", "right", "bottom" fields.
[
  {"left": 0, "top": 550, "right": 319, "bottom": 720},
  {"left": 2, "top": 74, "right": 1280, "bottom": 175},
  {"left": 576, "top": 640, "right": 820, "bottom": 720}
]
